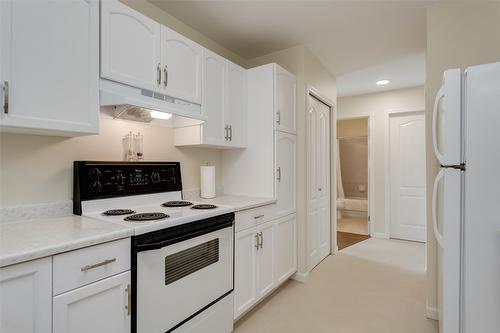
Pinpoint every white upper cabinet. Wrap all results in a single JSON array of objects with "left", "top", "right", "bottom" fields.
[
  {"left": 0, "top": 257, "right": 52, "bottom": 333},
  {"left": 225, "top": 61, "right": 247, "bottom": 147},
  {"left": 201, "top": 50, "right": 225, "bottom": 144},
  {"left": 0, "top": 0, "right": 99, "bottom": 136},
  {"left": 276, "top": 131, "right": 297, "bottom": 217},
  {"left": 174, "top": 54, "right": 247, "bottom": 148},
  {"left": 101, "top": 0, "right": 161, "bottom": 92},
  {"left": 275, "top": 66, "right": 296, "bottom": 134},
  {"left": 161, "top": 26, "right": 203, "bottom": 104}
]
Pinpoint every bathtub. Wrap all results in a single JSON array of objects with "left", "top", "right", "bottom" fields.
[{"left": 337, "top": 197, "right": 368, "bottom": 219}]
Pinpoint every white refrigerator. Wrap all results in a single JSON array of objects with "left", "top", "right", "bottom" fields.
[{"left": 432, "top": 61, "right": 500, "bottom": 333}]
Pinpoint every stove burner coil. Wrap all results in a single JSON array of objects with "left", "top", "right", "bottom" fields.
[
  {"left": 124, "top": 212, "right": 169, "bottom": 222},
  {"left": 161, "top": 201, "right": 193, "bottom": 207},
  {"left": 103, "top": 209, "right": 136, "bottom": 216},
  {"left": 191, "top": 204, "right": 218, "bottom": 210}
]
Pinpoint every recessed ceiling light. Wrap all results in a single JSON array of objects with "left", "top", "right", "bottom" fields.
[
  {"left": 150, "top": 110, "right": 172, "bottom": 120},
  {"left": 376, "top": 79, "right": 390, "bottom": 86}
]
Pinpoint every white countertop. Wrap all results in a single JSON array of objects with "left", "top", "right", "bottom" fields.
[
  {"left": 196, "top": 195, "right": 276, "bottom": 212},
  {"left": 0, "top": 216, "right": 133, "bottom": 268}
]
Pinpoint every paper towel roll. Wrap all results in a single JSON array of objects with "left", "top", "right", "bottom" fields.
[{"left": 200, "top": 166, "right": 216, "bottom": 198}]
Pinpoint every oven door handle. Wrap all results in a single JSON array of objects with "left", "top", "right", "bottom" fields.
[{"left": 135, "top": 239, "right": 172, "bottom": 252}]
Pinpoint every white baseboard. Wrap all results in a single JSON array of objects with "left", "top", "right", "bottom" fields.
[
  {"left": 372, "top": 232, "right": 390, "bottom": 239},
  {"left": 291, "top": 271, "right": 310, "bottom": 283},
  {"left": 426, "top": 305, "right": 439, "bottom": 320}
]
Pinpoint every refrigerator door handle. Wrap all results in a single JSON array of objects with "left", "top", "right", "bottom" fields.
[
  {"left": 432, "top": 85, "right": 446, "bottom": 165},
  {"left": 432, "top": 168, "right": 445, "bottom": 248}
]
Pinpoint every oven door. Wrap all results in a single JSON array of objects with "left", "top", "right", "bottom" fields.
[{"left": 135, "top": 219, "right": 233, "bottom": 333}]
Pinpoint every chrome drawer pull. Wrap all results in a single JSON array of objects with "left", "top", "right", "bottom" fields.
[
  {"left": 125, "top": 284, "right": 131, "bottom": 315},
  {"left": 80, "top": 258, "right": 116, "bottom": 272},
  {"left": 254, "top": 214, "right": 264, "bottom": 219}
]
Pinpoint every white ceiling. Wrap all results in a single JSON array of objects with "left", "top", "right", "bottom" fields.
[{"left": 151, "top": 1, "right": 429, "bottom": 96}]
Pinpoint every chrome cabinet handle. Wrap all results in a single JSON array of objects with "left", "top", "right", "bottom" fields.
[
  {"left": 254, "top": 233, "right": 260, "bottom": 249},
  {"left": 277, "top": 167, "right": 281, "bottom": 182},
  {"left": 80, "top": 258, "right": 116, "bottom": 272},
  {"left": 164, "top": 65, "right": 168, "bottom": 87},
  {"left": 224, "top": 125, "right": 229, "bottom": 141},
  {"left": 254, "top": 214, "right": 264, "bottom": 219},
  {"left": 156, "top": 63, "right": 161, "bottom": 86},
  {"left": 229, "top": 125, "right": 233, "bottom": 141},
  {"left": 3, "top": 81, "right": 8, "bottom": 114},
  {"left": 276, "top": 111, "right": 281, "bottom": 125},
  {"left": 259, "top": 232, "right": 263, "bottom": 249},
  {"left": 125, "top": 284, "right": 131, "bottom": 315}
]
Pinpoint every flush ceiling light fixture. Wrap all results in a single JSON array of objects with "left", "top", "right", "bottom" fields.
[
  {"left": 150, "top": 110, "right": 172, "bottom": 120},
  {"left": 376, "top": 79, "right": 390, "bottom": 86}
]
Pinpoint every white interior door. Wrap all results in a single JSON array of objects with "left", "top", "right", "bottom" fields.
[
  {"left": 389, "top": 111, "right": 426, "bottom": 242},
  {"left": 307, "top": 94, "right": 331, "bottom": 271}
]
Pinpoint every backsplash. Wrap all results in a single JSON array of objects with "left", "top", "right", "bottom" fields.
[{"left": 0, "top": 116, "right": 222, "bottom": 208}]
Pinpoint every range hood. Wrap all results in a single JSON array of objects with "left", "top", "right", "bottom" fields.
[{"left": 99, "top": 79, "right": 206, "bottom": 128}]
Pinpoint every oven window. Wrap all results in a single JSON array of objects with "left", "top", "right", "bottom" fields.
[{"left": 165, "top": 238, "right": 219, "bottom": 285}]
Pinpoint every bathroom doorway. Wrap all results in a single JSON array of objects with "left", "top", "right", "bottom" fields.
[{"left": 336, "top": 117, "right": 370, "bottom": 249}]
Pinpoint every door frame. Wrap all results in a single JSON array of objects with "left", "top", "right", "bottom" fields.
[
  {"left": 384, "top": 108, "right": 426, "bottom": 239},
  {"left": 336, "top": 114, "right": 374, "bottom": 237},
  {"left": 306, "top": 86, "right": 336, "bottom": 259}
]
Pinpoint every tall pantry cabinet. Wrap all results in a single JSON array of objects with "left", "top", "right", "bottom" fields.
[{"left": 225, "top": 63, "right": 297, "bottom": 319}]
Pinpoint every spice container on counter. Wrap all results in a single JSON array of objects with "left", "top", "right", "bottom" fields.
[{"left": 134, "top": 132, "right": 144, "bottom": 161}]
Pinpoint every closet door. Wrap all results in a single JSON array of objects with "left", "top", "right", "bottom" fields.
[
  {"left": 275, "top": 131, "right": 297, "bottom": 217},
  {"left": 161, "top": 26, "right": 203, "bottom": 104},
  {"left": 101, "top": 0, "right": 161, "bottom": 91},
  {"left": 306, "top": 94, "right": 331, "bottom": 270}
]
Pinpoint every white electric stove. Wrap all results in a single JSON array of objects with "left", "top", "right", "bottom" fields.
[{"left": 73, "top": 161, "right": 235, "bottom": 333}]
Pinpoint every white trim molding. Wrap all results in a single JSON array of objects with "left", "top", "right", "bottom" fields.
[
  {"left": 426, "top": 305, "right": 440, "bottom": 321},
  {"left": 372, "top": 232, "right": 390, "bottom": 239},
  {"left": 291, "top": 271, "right": 310, "bottom": 283}
]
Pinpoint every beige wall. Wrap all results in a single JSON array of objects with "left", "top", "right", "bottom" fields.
[
  {"left": 337, "top": 86, "right": 425, "bottom": 234},
  {"left": 337, "top": 118, "right": 368, "bottom": 138},
  {"left": 425, "top": 2, "right": 500, "bottom": 315},
  {"left": 248, "top": 46, "right": 337, "bottom": 274},
  {"left": 0, "top": 118, "right": 221, "bottom": 207}
]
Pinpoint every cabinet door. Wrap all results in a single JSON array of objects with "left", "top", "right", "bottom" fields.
[
  {"left": 0, "top": 257, "right": 52, "bottom": 333},
  {"left": 225, "top": 61, "right": 247, "bottom": 147},
  {"left": 101, "top": 0, "right": 161, "bottom": 91},
  {"left": 161, "top": 26, "right": 203, "bottom": 104},
  {"left": 234, "top": 227, "right": 258, "bottom": 319},
  {"left": 202, "top": 50, "right": 226, "bottom": 145},
  {"left": 0, "top": 0, "right": 99, "bottom": 135},
  {"left": 276, "top": 132, "right": 297, "bottom": 217},
  {"left": 274, "top": 214, "right": 297, "bottom": 284},
  {"left": 256, "top": 221, "right": 275, "bottom": 298},
  {"left": 53, "top": 271, "right": 131, "bottom": 333},
  {"left": 275, "top": 66, "right": 296, "bottom": 133}
]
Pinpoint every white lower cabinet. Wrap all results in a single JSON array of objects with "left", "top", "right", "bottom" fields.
[
  {"left": 0, "top": 257, "right": 52, "bottom": 333},
  {"left": 234, "top": 212, "right": 296, "bottom": 320},
  {"left": 53, "top": 271, "right": 131, "bottom": 333}
]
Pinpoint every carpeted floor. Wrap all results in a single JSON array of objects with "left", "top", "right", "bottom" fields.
[{"left": 233, "top": 238, "right": 437, "bottom": 333}]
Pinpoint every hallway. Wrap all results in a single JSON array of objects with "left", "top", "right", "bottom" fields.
[{"left": 234, "top": 238, "right": 438, "bottom": 333}]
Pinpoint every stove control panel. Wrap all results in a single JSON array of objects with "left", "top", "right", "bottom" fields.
[{"left": 74, "top": 162, "right": 182, "bottom": 208}]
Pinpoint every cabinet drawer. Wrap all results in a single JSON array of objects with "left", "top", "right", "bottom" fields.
[
  {"left": 235, "top": 204, "right": 276, "bottom": 232},
  {"left": 53, "top": 238, "right": 130, "bottom": 295}
]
